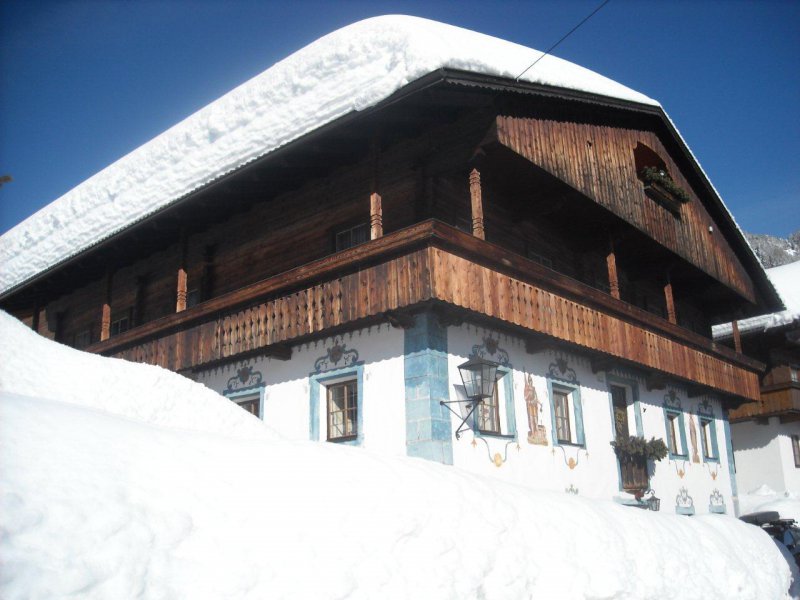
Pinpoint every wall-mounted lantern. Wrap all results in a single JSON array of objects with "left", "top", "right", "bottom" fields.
[{"left": 440, "top": 356, "right": 499, "bottom": 439}]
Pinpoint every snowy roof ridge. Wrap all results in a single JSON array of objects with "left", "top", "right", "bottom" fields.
[
  {"left": 0, "top": 15, "right": 658, "bottom": 296},
  {"left": 712, "top": 260, "right": 800, "bottom": 339}
]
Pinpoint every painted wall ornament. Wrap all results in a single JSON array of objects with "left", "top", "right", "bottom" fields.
[
  {"left": 547, "top": 356, "right": 578, "bottom": 383},
  {"left": 471, "top": 435, "right": 519, "bottom": 467},
  {"left": 470, "top": 336, "right": 510, "bottom": 366},
  {"left": 663, "top": 389, "right": 682, "bottom": 411},
  {"left": 689, "top": 414, "right": 700, "bottom": 464},
  {"left": 225, "top": 363, "right": 264, "bottom": 392},
  {"left": 314, "top": 339, "right": 360, "bottom": 373},
  {"left": 675, "top": 487, "right": 695, "bottom": 515},
  {"left": 552, "top": 444, "right": 586, "bottom": 470},
  {"left": 565, "top": 484, "right": 579, "bottom": 495},
  {"left": 524, "top": 373, "right": 548, "bottom": 445},
  {"left": 708, "top": 489, "right": 726, "bottom": 514}
]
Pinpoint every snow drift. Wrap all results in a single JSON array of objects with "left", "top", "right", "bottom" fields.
[{"left": 0, "top": 311, "right": 794, "bottom": 599}]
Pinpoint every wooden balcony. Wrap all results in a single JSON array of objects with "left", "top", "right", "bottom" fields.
[
  {"left": 729, "top": 384, "right": 800, "bottom": 422},
  {"left": 87, "top": 220, "right": 763, "bottom": 401}
]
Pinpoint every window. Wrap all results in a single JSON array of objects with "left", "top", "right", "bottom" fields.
[
  {"left": 186, "top": 289, "right": 200, "bottom": 308},
  {"left": 327, "top": 379, "right": 358, "bottom": 441},
  {"left": 334, "top": 223, "right": 369, "bottom": 252},
  {"left": 74, "top": 330, "right": 91, "bottom": 349},
  {"left": 699, "top": 417, "right": 719, "bottom": 461},
  {"left": 232, "top": 393, "right": 261, "bottom": 418},
  {"left": 610, "top": 385, "right": 629, "bottom": 438},
  {"left": 110, "top": 314, "right": 130, "bottom": 337},
  {"left": 663, "top": 409, "right": 687, "bottom": 458},
  {"left": 477, "top": 386, "right": 500, "bottom": 434},
  {"left": 793, "top": 435, "right": 800, "bottom": 468},
  {"left": 549, "top": 383, "right": 584, "bottom": 446}
]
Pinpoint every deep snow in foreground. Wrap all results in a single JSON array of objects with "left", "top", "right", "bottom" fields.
[{"left": 0, "top": 312, "right": 794, "bottom": 599}]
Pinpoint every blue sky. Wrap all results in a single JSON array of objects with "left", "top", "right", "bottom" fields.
[{"left": 1, "top": 0, "right": 798, "bottom": 237}]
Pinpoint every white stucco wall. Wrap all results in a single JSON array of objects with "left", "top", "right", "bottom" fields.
[
  {"left": 732, "top": 417, "right": 800, "bottom": 495},
  {"left": 194, "top": 316, "right": 737, "bottom": 515},
  {"left": 446, "top": 324, "right": 736, "bottom": 515},
  {"left": 195, "top": 323, "right": 407, "bottom": 456}
]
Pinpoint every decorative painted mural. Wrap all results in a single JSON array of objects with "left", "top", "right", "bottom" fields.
[
  {"left": 313, "top": 339, "right": 360, "bottom": 373},
  {"left": 472, "top": 436, "right": 519, "bottom": 467},
  {"left": 225, "top": 363, "right": 264, "bottom": 392},
  {"left": 547, "top": 355, "right": 577, "bottom": 383},
  {"left": 689, "top": 414, "right": 700, "bottom": 464},
  {"left": 565, "top": 483, "right": 579, "bottom": 495},
  {"left": 524, "top": 373, "right": 548, "bottom": 446},
  {"left": 470, "top": 336, "right": 510, "bottom": 366}
]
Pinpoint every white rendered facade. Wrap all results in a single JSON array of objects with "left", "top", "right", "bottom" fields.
[
  {"left": 195, "top": 310, "right": 737, "bottom": 516},
  {"left": 732, "top": 418, "right": 800, "bottom": 496}
]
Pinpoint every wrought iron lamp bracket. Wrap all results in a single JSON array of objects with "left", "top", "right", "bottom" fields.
[{"left": 440, "top": 398, "right": 484, "bottom": 440}]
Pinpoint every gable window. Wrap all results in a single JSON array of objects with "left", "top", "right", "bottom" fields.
[
  {"left": 327, "top": 379, "right": 358, "bottom": 441},
  {"left": 548, "top": 382, "right": 584, "bottom": 446},
  {"left": 334, "top": 223, "right": 369, "bottom": 252},
  {"left": 793, "top": 435, "right": 800, "bottom": 468}
]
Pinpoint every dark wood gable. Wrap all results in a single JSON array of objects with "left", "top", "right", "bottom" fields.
[{"left": 492, "top": 115, "right": 758, "bottom": 304}]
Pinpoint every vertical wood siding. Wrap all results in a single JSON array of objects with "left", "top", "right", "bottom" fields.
[{"left": 495, "top": 116, "right": 756, "bottom": 303}]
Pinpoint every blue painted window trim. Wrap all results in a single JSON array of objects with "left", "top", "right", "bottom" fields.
[
  {"left": 699, "top": 416, "right": 720, "bottom": 463},
  {"left": 472, "top": 366, "right": 517, "bottom": 440},
  {"left": 547, "top": 378, "right": 584, "bottom": 448},
  {"left": 309, "top": 364, "right": 364, "bottom": 446},
  {"left": 663, "top": 408, "right": 688, "bottom": 460},
  {"left": 224, "top": 386, "right": 265, "bottom": 419}
]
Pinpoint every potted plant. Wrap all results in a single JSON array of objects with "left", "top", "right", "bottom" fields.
[
  {"left": 610, "top": 435, "right": 669, "bottom": 496},
  {"left": 639, "top": 166, "right": 691, "bottom": 212}
]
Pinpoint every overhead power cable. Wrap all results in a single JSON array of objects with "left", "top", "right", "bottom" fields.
[{"left": 515, "top": 0, "right": 612, "bottom": 82}]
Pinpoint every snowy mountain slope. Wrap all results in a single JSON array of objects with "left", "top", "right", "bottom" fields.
[
  {"left": 745, "top": 230, "right": 800, "bottom": 268},
  {"left": 0, "top": 311, "right": 795, "bottom": 600}
]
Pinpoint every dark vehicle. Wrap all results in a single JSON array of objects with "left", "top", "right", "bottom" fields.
[{"left": 740, "top": 511, "right": 800, "bottom": 568}]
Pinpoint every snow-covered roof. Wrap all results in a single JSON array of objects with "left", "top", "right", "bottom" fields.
[
  {"left": 0, "top": 16, "right": 660, "bottom": 297},
  {"left": 712, "top": 260, "right": 800, "bottom": 339}
]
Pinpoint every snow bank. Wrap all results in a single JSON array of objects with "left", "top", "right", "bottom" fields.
[
  {"left": 713, "top": 260, "right": 800, "bottom": 338},
  {"left": 0, "top": 15, "right": 657, "bottom": 297},
  {"left": 0, "top": 311, "right": 794, "bottom": 599},
  {"left": 741, "top": 485, "right": 800, "bottom": 523},
  {"left": 0, "top": 311, "right": 269, "bottom": 439}
]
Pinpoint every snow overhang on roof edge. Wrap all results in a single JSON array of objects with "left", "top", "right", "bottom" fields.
[{"left": 0, "top": 14, "right": 773, "bottom": 311}]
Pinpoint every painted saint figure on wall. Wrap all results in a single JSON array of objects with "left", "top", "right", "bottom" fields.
[{"left": 524, "top": 373, "right": 548, "bottom": 445}]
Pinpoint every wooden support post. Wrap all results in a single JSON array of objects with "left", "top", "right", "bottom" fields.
[
  {"left": 176, "top": 268, "right": 188, "bottom": 312},
  {"left": 370, "top": 192, "right": 383, "bottom": 240},
  {"left": 469, "top": 168, "right": 485, "bottom": 240},
  {"left": 100, "top": 270, "right": 113, "bottom": 341},
  {"left": 664, "top": 280, "right": 677, "bottom": 324},
  {"left": 176, "top": 228, "right": 188, "bottom": 312},
  {"left": 732, "top": 320, "right": 742, "bottom": 354},
  {"left": 606, "top": 240, "right": 620, "bottom": 300}
]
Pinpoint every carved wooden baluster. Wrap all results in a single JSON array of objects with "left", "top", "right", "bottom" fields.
[
  {"left": 469, "top": 168, "right": 485, "bottom": 240},
  {"left": 606, "top": 240, "right": 620, "bottom": 300},
  {"left": 100, "top": 269, "right": 113, "bottom": 341},
  {"left": 732, "top": 320, "right": 742, "bottom": 354},
  {"left": 664, "top": 279, "right": 677, "bottom": 324},
  {"left": 370, "top": 192, "right": 383, "bottom": 239}
]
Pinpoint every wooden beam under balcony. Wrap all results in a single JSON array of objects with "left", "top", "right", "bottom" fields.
[{"left": 85, "top": 220, "right": 764, "bottom": 402}]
